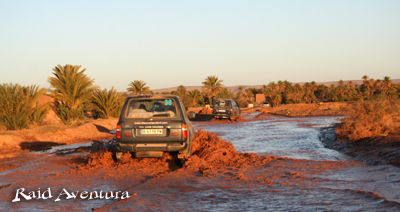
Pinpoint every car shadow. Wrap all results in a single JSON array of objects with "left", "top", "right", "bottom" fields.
[
  {"left": 189, "top": 114, "right": 213, "bottom": 122},
  {"left": 94, "top": 124, "right": 112, "bottom": 133}
]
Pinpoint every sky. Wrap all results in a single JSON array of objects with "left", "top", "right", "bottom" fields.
[{"left": 1, "top": 0, "right": 399, "bottom": 91}]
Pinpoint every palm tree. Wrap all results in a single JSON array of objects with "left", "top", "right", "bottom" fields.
[
  {"left": 202, "top": 75, "right": 224, "bottom": 97},
  {"left": 245, "top": 88, "right": 254, "bottom": 101},
  {"left": 338, "top": 80, "right": 344, "bottom": 87},
  {"left": 347, "top": 81, "right": 355, "bottom": 89},
  {"left": 260, "top": 85, "right": 268, "bottom": 94},
  {"left": 362, "top": 81, "right": 372, "bottom": 97},
  {"left": 284, "top": 80, "right": 293, "bottom": 92},
  {"left": 381, "top": 76, "right": 392, "bottom": 93},
  {"left": 177, "top": 85, "right": 187, "bottom": 97},
  {"left": 310, "top": 81, "right": 318, "bottom": 93},
  {"left": 277, "top": 80, "right": 286, "bottom": 93},
  {"left": 187, "top": 89, "right": 201, "bottom": 107},
  {"left": 315, "top": 84, "right": 329, "bottom": 100},
  {"left": 48, "top": 64, "right": 98, "bottom": 110},
  {"left": 268, "top": 82, "right": 278, "bottom": 94},
  {"left": 237, "top": 86, "right": 245, "bottom": 97},
  {"left": 0, "top": 83, "right": 48, "bottom": 130},
  {"left": 271, "top": 94, "right": 282, "bottom": 107},
  {"left": 127, "top": 80, "right": 150, "bottom": 95},
  {"left": 292, "top": 84, "right": 304, "bottom": 103},
  {"left": 362, "top": 75, "right": 369, "bottom": 83},
  {"left": 304, "top": 82, "right": 312, "bottom": 93},
  {"left": 91, "top": 87, "right": 123, "bottom": 118},
  {"left": 218, "top": 88, "right": 234, "bottom": 99}
]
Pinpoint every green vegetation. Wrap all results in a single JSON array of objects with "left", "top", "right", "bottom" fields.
[
  {"left": 236, "top": 76, "right": 398, "bottom": 106},
  {"left": 91, "top": 87, "right": 123, "bottom": 118},
  {"left": 2, "top": 62, "right": 400, "bottom": 143},
  {"left": 48, "top": 64, "right": 98, "bottom": 123},
  {"left": 202, "top": 75, "right": 224, "bottom": 98},
  {"left": 0, "top": 83, "right": 48, "bottom": 130},
  {"left": 187, "top": 89, "right": 201, "bottom": 107},
  {"left": 127, "top": 80, "right": 150, "bottom": 95}
]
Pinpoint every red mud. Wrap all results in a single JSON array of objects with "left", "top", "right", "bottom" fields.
[{"left": 84, "top": 129, "right": 278, "bottom": 175}]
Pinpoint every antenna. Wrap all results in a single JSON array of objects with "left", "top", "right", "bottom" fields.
[{"left": 136, "top": 41, "right": 143, "bottom": 94}]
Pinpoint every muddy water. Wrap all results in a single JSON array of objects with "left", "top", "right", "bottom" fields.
[
  {"left": 193, "top": 114, "right": 400, "bottom": 209},
  {"left": 1, "top": 115, "right": 400, "bottom": 211},
  {"left": 194, "top": 115, "right": 352, "bottom": 161}
]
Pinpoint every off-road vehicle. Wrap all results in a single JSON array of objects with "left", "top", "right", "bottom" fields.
[
  {"left": 114, "top": 95, "right": 196, "bottom": 159},
  {"left": 212, "top": 99, "right": 241, "bottom": 121}
]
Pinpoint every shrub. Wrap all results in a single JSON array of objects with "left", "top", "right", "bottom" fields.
[
  {"left": 91, "top": 87, "right": 123, "bottom": 119},
  {"left": 336, "top": 95, "right": 400, "bottom": 141},
  {"left": 0, "top": 83, "right": 48, "bottom": 130},
  {"left": 51, "top": 101, "right": 85, "bottom": 123}
]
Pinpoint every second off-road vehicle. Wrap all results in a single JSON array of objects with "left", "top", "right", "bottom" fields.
[
  {"left": 114, "top": 95, "right": 196, "bottom": 159},
  {"left": 212, "top": 99, "right": 241, "bottom": 121}
]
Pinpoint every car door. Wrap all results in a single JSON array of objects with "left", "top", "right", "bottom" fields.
[{"left": 234, "top": 100, "right": 241, "bottom": 116}]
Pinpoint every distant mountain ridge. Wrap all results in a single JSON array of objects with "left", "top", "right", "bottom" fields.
[{"left": 151, "top": 79, "right": 400, "bottom": 94}]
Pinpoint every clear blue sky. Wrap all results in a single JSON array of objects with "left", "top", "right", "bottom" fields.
[{"left": 1, "top": 0, "right": 399, "bottom": 91}]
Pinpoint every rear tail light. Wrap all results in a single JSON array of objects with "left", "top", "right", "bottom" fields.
[
  {"left": 116, "top": 125, "right": 121, "bottom": 139},
  {"left": 182, "top": 124, "right": 188, "bottom": 138},
  {"left": 231, "top": 109, "right": 234, "bottom": 113},
  {"left": 211, "top": 109, "right": 214, "bottom": 113}
]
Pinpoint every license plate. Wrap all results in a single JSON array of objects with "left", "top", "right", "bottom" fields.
[
  {"left": 218, "top": 110, "right": 226, "bottom": 112},
  {"left": 141, "top": 129, "right": 163, "bottom": 134}
]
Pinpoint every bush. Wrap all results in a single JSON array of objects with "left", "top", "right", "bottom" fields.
[
  {"left": 336, "top": 95, "right": 400, "bottom": 141},
  {"left": 51, "top": 101, "right": 85, "bottom": 124},
  {"left": 91, "top": 87, "right": 124, "bottom": 119},
  {"left": 0, "top": 83, "right": 48, "bottom": 130}
]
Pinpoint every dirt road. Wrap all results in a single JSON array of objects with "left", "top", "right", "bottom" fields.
[{"left": 1, "top": 114, "right": 400, "bottom": 211}]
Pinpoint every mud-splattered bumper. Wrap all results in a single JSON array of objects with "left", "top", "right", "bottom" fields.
[
  {"left": 212, "top": 113, "right": 233, "bottom": 119},
  {"left": 116, "top": 142, "right": 187, "bottom": 152}
]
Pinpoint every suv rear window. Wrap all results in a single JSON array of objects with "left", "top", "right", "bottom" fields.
[
  {"left": 125, "top": 98, "right": 178, "bottom": 118},
  {"left": 215, "top": 100, "right": 231, "bottom": 107}
]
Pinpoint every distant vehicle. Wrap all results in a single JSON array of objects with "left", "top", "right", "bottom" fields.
[
  {"left": 212, "top": 99, "right": 241, "bottom": 121},
  {"left": 114, "top": 95, "right": 196, "bottom": 159},
  {"left": 259, "top": 101, "right": 271, "bottom": 107}
]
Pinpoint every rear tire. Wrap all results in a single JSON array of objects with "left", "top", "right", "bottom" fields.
[{"left": 178, "top": 140, "right": 192, "bottom": 159}]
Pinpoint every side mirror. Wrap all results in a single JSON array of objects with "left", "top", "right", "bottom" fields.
[{"left": 188, "top": 111, "right": 196, "bottom": 119}]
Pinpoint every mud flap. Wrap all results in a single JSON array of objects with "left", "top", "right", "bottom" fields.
[
  {"left": 114, "top": 152, "right": 123, "bottom": 160},
  {"left": 178, "top": 135, "right": 192, "bottom": 159}
]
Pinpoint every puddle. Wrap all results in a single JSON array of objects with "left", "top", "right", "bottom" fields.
[
  {"left": 38, "top": 142, "right": 92, "bottom": 155},
  {"left": 0, "top": 170, "right": 12, "bottom": 177}
]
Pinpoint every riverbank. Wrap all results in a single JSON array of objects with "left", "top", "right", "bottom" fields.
[
  {"left": 0, "top": 118, "right": 118, "bottom": 155},
  {"left": 319, "top": 126, "right": 400, "bottom": 167}
]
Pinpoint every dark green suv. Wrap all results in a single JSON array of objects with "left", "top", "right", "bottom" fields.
[
  {"left": 212, "top": 99, "right": 241, "bottom": 121},
  {"left": 115, "top": 95, "right": 196, "bottom": 158}
]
